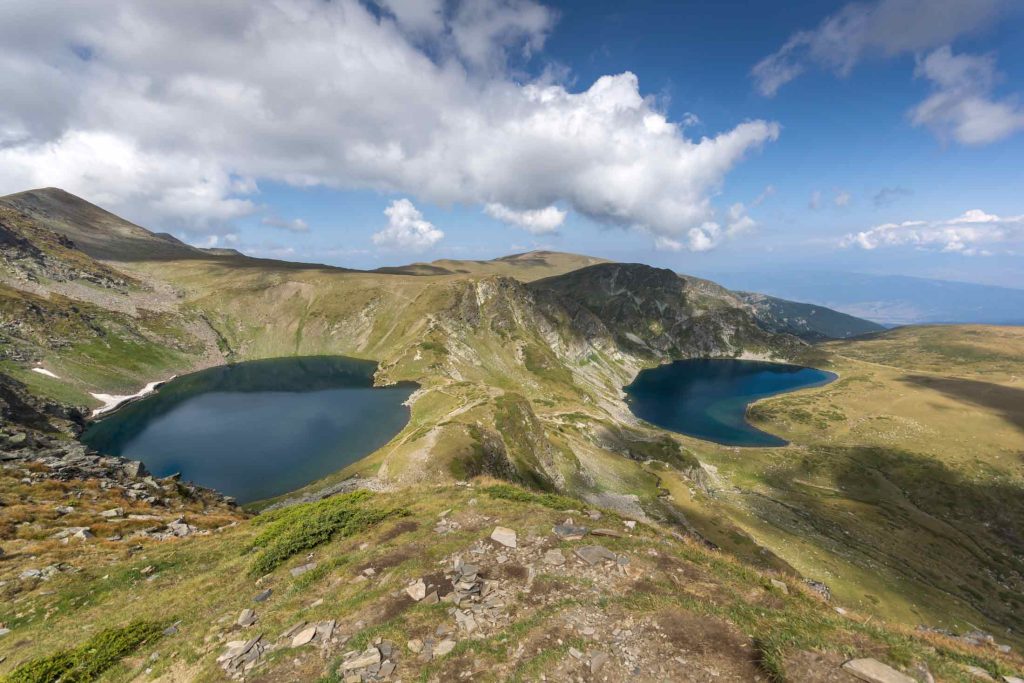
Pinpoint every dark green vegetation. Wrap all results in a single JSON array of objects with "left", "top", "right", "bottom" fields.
[
  {"left": 247, "top": 491, "right": 409, "bottom": 576},
  {"left": 2, "top": 621, "right": 163, "bottom": 683}
]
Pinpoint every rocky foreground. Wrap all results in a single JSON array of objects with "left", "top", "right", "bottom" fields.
[{"left": 3, "top": 471, "right": 1021, "bottom": 682}]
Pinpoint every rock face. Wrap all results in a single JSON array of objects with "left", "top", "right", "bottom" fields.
[{"left": 528, "top": 263, "right": 803, "bottom": 360}]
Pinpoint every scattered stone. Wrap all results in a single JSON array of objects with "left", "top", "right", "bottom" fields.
[
  {"left": 623, "top": 520, "right": 636, "bottom": 530},
  {"left": 591, "top": 528, "right": 623, "bottom": 538},
  {"left": 407, "top": 638, "right": 424, "bottom": 654},
  {"left": 553, "top": 523, "right": 588, "bottom": 541},
  {"left": 590, "top": 651, "right": 609, "bottom": 674},
  {"left": 423, "top": 591, "right": 439, "bottom": 604},
  {"left": 237, "top": 609, "right": 257, "bottom": 627},
  {"left": 254, "top": 589, "right": 272, "bottom": 603},
  {"left": 54, "top": 505, "right": 74, "bottom": 515},
  {"left": 963, "top": 666, "right": 996, "bottom": 681},
  {"left": 379, "top": 660, "right": 396, "bottom": 677},
  {"left": 490, "top": 526, "right": 517, "bottom": 548},
  {"left": 770, "top": 578, "right": 789, "bottom": 595},
  {"left": 99, "top": 507, "right": 124, "bottom": 518},
  {"left": 434, "top": 639, "right": 456, "bottom": 657},
  {"left": 217, "top": 635, "right": 267, "bottom": 678},
  {"left": 0, "top": 628, "right": 10, "bottom": 638},
  {"left": 291, "top": 625, "right": 318, "bottom": 648},
  {"left": 574, "top": 545, "right": 619, "bottom": 566},
  {"left": 587, "top": 510, "right": 602, "bottom": 520},
  {"left": 1003, "top": 677, "right": 1024, "bottom": 683},
  {"left": 141, "top": 565, "right": 155, "bottom": 575},
  {"left": 543, "top": 549, "right": 566, "bottom": 566},
  {"left": 406, "top": 578, "right": 427, "bottom": 601},
  {"left": 842, "top": 658, "right": 917, "bottom": 683},
  {"left": 315, "top": 620, "right": 336, "bottom": 642},
  {"left": 290, "top": 562, "right": 317, "bottom": 578},
  {"left": 342, "top": 647, "right": 382, "bottom": 670},
  {"left": 569, "top": 647, "right": 583, "bottom": 659},
  {"left": 162, "top": 621, "right": 181, "bottom": 636}
]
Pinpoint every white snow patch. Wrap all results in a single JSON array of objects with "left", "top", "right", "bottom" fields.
[
  {"left": 90, "top": 376, "right": 175, "bottom": 417},
  {"left": 31, "top": 367, "right": 60, "bottom": 379}
]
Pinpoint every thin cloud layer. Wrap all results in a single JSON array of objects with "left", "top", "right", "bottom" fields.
[
  {"left": 373, "top": 198, "right": 445, "bottom": 250},
  {"left": 840, "top": 209, "right": 1024, "bottom": 254},
  {"left": 0, "top": 0, "right": 775, "bottom": 249},
  {"left": 752, "top": 0, "right": 1007, "bottom": 97}
]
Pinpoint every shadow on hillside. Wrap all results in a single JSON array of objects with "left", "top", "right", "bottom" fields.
[
  {"left": 761, "top": 445, "right": 1024, "bottom": 632},
  {"left": 900, "top": 374, "right": 1024, "bottom": 433}
]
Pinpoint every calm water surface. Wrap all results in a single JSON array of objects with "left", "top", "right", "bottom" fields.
[
  {"left": 624, "top": 359, "right": 836, "bottom": 447},
  {"left": 81, "top": 356, "right": 416, "bottom": 502}
]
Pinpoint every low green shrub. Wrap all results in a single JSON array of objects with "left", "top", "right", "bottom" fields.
[
  {"left": 247, "top": 491, "right": 408, "bottom": 576},
  {"left": 481, "top": 483, "right": 579, "bottom": 511},
  {"left": 3, "top": 620, "right": 163, "bottom": 683}
]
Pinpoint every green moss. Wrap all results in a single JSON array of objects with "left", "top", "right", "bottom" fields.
[
  {"left": 247, "top": 491, "right": 409, "bottom": 576},
  {"left": 3, "top": 620, "right": 163, "bottom": 683},
  {"left": 482, "top": 483, "right": 580, "bottom": 511}
]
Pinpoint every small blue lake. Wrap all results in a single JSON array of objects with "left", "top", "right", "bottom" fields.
[
  {"left": 80, "top": 356, "right": 416, "bottom": 503},
  {"left": 623, "top": 359, "right": 836, "bottom": 447}
]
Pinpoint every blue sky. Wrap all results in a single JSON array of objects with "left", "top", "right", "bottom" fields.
[{"left": 2, "top": 0, "right": 1023, "bottom": 286}]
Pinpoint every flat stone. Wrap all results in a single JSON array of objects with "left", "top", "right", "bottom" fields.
[
  {"left": 553, "top": 524, "right": 588, "bottom": 541},
  {"left": 770, "top": 578, "right": 789, "bottom": 595},
  {"left": 343, "top": 647, "right": 382, "bottom": 670},
  {"left": 0, "top": 628, "right": 10, "bottom": 638},
  {"left": 963, "top": 666, "right": 995, "bottom": 681},
  {"left": 543, "top": 549, "right": 566, "bottom": 566},
  {"left": 291, "top": 625, "right": 318, "bottom": 648},
  {"left": 379, "top": 660, "right": 396, "bottom": 677},
  {"left": 254, "top": 589, "right": 272, "bottom": 603},
  {"left": 407, "top": 638, "right": 424, "bottom": 654},
  {"left": 623, "top": 520, "right": 636, "bottom": 530},
  {"left": 434, "top": 639, "right": 456, "bottom": 657},
  {"left": 315, "top": 620, "right": 336, "bottom": 642},
  {"left": 406, "top": 578, "right": 427, "bottom": 601},
  {"left": 1003, "top": 677, "right": 1024, "bottom": 683},
  {"left": 590, "top": 652, "right": 609, "bottom": 674},
  {"left": 290, "top": 562, "right": 317, "bottom": 578},
  {"left": 237, "top": 609, "right": 257, "bottom": 627},
  {"left": 100, "top": 507, "right": 125, "bottom": 518},
  {"left": 574, "top": 545, "right": 618, "bottom": 565},
  {"left": 591, "top": 528, "right": 624, "bottom": 538},
  {"left": 842, "top": 658, "right": 917, "bottom": 683},
  {"left": 423, "top": 591, "right": 439, "bottom": 604},
  {"left": 490, "top": 526, "right": 517, "bottom": 548}
]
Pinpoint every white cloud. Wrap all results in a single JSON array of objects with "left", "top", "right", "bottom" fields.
[
  {"left": 261, "top": 215, "right": 309, "bottom": 233},
  {"left": 373, "top": 198, "right": 445, "bottom": 251},
  {"left": 752, "top": 0, "right": 1008, "bottom": 96},
  {"left": 840, "top": 209, "right": 1024, "bottom": 254},
  {"left": 909, "top": 46, "right": 1024, "bottom": 145},
  {"left": 655, "top": 202, "right": 756, "bottom": 252},
  {"left": 484, "top": 203, "right": 565, "bottom": 233},
  {"left": 0, "top": 0, "right": 777, "bottom": 247},
  {"left": 834, "top": 190, "right": 851, "bottom": 207}
]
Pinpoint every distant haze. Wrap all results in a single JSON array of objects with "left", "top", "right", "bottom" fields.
[{"left": 710, "top": 271, "right": 1024, "bottom": 327}]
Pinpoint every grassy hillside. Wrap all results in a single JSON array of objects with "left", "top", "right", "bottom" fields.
[{"left": 2, "top": 189, "right": 1023, "bottom": 680}]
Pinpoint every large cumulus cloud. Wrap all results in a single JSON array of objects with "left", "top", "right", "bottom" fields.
[{"left": 0, "top": 0, "right": 777, "bottom": 246}]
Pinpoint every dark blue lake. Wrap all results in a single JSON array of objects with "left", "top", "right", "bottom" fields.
[
  {"left": 624, "top": 359, "right": 836, "bottom": 447},
  {"left": 81, "top": 356, "right": 416, "bottom": 503}
]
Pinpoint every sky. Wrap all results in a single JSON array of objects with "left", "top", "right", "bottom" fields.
[{"left": 1, "top": 0, "right": 1023, "bottom": 287}]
